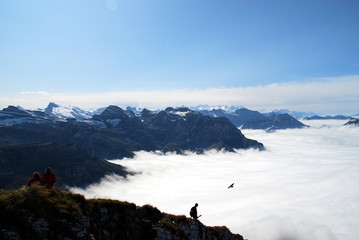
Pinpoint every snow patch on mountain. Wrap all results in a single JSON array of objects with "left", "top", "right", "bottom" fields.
[
  {"left": 262, "top": 108, "right": 317, "bottom": 119},
  {"left": 44, "top": 102, "right": 97, "bottom": 120},
  {"left": 190, "top": 105, "right": 244, "bottom": 113}
]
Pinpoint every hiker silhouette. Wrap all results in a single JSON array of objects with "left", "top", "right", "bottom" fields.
[
  {"left": 42, "top": 167, "right": 58, "bottom": 187},
  {"left": 190, "top": 203, "right": 199, "bottom": 220},
  {"left": 27, "top": 172, "right": 43, "bottom": 186}
]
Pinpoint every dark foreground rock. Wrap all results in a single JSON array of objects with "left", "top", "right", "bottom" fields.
[{"left": 0, "top": 187, "right": 244, "bottom": 240}]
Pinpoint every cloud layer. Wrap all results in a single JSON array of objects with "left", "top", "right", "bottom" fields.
[
  {"left": 71, "top": 120, "right": 359, "bottom": 240},
  {"left": 1, "top": 75, "right": 358, "bottom": 114}
]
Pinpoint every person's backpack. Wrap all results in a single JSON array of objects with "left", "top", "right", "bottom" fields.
[{"left": 190, "top": 207, "right": 195, "bottom": 218}]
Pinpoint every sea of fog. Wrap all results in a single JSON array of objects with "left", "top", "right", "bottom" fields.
[{"left": 71, "top": 120, "right": 359, "bottom": 240}]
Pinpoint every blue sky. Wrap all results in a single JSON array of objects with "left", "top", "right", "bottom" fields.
[{"left": 1, "top": 0, "right": 359, "bottom": 114}]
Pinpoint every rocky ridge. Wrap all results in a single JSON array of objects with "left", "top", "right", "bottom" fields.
[{"left": 0, "top": 187, "right": 244, "bottom": 240}]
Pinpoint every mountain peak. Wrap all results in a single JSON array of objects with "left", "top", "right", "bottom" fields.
[
  {"left": 44, "top": 102, "right": 60, "bottom": 114},
  {"left": 2, "top": 105, "right": 31, "bottom": 116},
  {"left": 92, "top": 105, "right": 128, "bottom": 121},
  {"left": 43, "top": 102, "right": 95, "bottom": 120}
]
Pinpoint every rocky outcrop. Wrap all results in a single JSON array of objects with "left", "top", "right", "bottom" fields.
[
  {"left": 0, "top": 187, "right": 244, "bottom": 240},
  {"left": 344, "top": 119, "right": 359, "bottom": 126}
]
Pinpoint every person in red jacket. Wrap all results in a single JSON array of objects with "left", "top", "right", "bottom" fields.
[
  {"left": 27, "top": 172, "right": 43, "bottom": 186},
  {"left": 42, "top": 167, "right": 58, "bottom": 187}
]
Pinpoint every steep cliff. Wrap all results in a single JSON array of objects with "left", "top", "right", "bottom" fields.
[{"left": 0, "top": 187, "right": 244, "bottom": 240}]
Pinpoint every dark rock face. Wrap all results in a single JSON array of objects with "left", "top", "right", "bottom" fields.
[
  {"left": 200, "top": 108, "right": 306, "bottom": 130},
  {"left": 0, "top": 187, "right": 244, "bottom": 240},
  {"left": 232, "top": 108, "right": 268, "bottom": 128},
  {"left": 344, "top": 119, "right": 359, "bottom": 126},
  {"left": 0, "top": 142, "right": 128, "bottom": 189},
  {"left": 92, "top": 105, "right": 129, "bottom": 121},
  {"left": 264, "top": 113, "right": 307, "bottom": 131},
  {"left": 44, "top": 102, "right": 60, "bottom": 114},
  {"left": 304, "top": 115, "right": 354, "bottom": 120}
]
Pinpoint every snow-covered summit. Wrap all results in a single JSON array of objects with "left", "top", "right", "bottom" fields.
[
  {"left": 263, "top": 108, "right": 317, "bottom": 119},
  {"left": 43, "top": 102, "right": 97, "bottom": 120},
  {"left": 190, "top": 105, "right": 244, "bottom": 113},
  {"left": 0, "top": 105, "right": 52, "bottom": 125}
]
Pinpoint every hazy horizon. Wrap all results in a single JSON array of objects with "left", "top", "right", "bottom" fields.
[
  {"left": 1, "top": 75, "right": 358, "bottom": 115},
  {"left": 71, "top": 119, "right": 359, "bottom": 240}
]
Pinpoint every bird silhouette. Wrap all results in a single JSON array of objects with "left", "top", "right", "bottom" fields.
[{"left": 228, "top": 183, "right": 234, "bottom": 189}]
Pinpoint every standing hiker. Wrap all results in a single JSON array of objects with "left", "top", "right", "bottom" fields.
[
  {"left": 42, "top": 167, "right": 58, "bottom": 187},
  {"left": 190, "top": 203, "right": 199, "bottom": 220}
]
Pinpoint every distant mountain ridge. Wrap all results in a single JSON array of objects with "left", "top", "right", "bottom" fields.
[
  {"left": 198, "top": 107, "right": 307, "bottom": 130},
  {"left": 28, "top": 102, "right": 357, "bottom": 121},
  {"left": 0, "top": 104, "right": 265, "bottom": 155},
  {"left": 3, "top": 103, "right": 307, "bottom": 129},
  {"left": 40, "top": 103, "right": 317, "bottom": 120},
  {"left": 303, "top": 115, "right": 355, "bottom": 120},
  {"left": 3, "top": 103, "right": 356, "bottom": 131}
]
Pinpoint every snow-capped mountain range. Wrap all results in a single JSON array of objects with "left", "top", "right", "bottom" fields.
[
  {"left": 39, "top": 103, "right": 319, "bottom": 121},
  {"left": 0, "top": 102, "right": 356, "bottom": 128}
]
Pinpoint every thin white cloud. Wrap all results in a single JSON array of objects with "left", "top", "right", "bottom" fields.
[
  {"left": 70, "top": 120, "right": 359, "bottom": 240},
  {"left": 19, "top": 91, "right": 50, "bottom": 96},
  {"left": 1, "top": 75, "right": 358, "bottom": 114}
]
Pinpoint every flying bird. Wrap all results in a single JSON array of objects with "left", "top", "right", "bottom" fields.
[{"left": 228, "top": 183, "right": 234, "bottom": 189}]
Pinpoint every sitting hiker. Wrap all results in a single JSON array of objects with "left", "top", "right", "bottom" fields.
[
  {"left": 27, "top": 172, "right": 43, "bottom": 186},
  {"left": 42, "top": 167, "right": 58, "bottom": 187}
]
